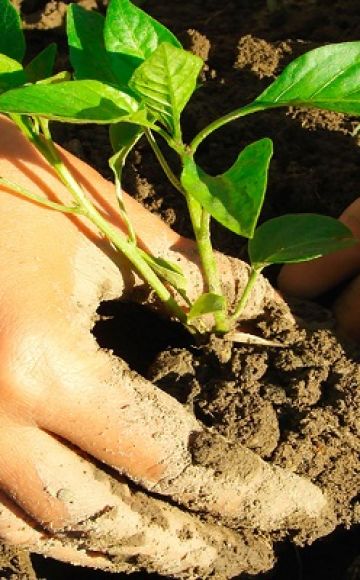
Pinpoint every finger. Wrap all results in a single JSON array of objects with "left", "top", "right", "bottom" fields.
[
  {"left": 0, "top": 492, "right": 113, "bottom": 572},
  {"left": 35, "top": 343, "right": 331, "bottom": 534},
  {"left": 278, "top": 201, "right": 360, "bottom": 299},
  {"left": 0, "top": 417, "right": 120, "bottom": 531},
  {"left": 35, "top": 348, "right": 200, "bottom": 486},
  {"left": 0, "top": 447, "right": 273, "bottom": 578},
  {"left": 332, "top": 273, "right": 360, "bottom": 340}
]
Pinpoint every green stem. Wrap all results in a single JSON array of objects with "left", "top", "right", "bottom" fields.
[
  {"left": 150, "top": 125, "right": 184, "bottom": 155},
  {"left": 144, "top": 131, "right": 229, "bottom": 330},
  {"left": 229, "top": 266, "right": 262, "bottom": 324},
  {"left": 190, "top": 102, "right": 266, "bottom": 153},
  {"left": 145, "top": 129, "right": 229, "bottom": 331},
  {"left": 184, "top": 191, "right": 229, "bottom": 332},
  {"left": 145, "top": 129, "right": 184, "bottom": 195},
  {"left": 198, "top": 211, "right": 220, "bottom": 294},
  {"left": 198, "top": 209, "right": 229, "bottom": 332},
  {"left": 0, "top": 177, "right": 82, "bottom": 214},
  {"left": 114, "top": 173, "right": 137, "bottom": 244},
  {"left": 50, "top": 150, "right": 186, "bottom": 321},
  {"left": 11, "top": 114, "right": 187, "bottom": 323}
]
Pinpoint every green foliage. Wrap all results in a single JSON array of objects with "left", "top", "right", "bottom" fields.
[
  {"left": 255, "top": 42, "right": 360, "bottom": 116},
  {"left": 36, "top": 71, "right": 71, "bottom": 85},
  {"left": 0, "top": 55, "right": 26, "bottom": 93},
  {"left": 110, "top": 122, "right": 143, "bottom": 153},
  {"left": 181, "top": 139, "right": 273, "bottom": 237},
  {"left": 139, "top": 251, "right": 188, "bottom": 294},
  {"left": 104, "top": 0, "right": 181, "bottom": 61},
  {"left": 24, "top": 44, "right": 57, "bottom": 83},
  {"left": 0, "top": 0, "right": 358, "bottom": 333},
  {"left": 104, "top": 0, "right": 181, "bottom": 87},
  {"left": 0, "top": 0, "right": 25, "bottom": 63},
  {"left": 249, "top": 215, "right": 356, "bottom": 270},
  {"left": 130, "top": 43, "right": 203, "bottom": 137},
  {"left": 187, "top": 293, "right": 226, "bottom": 321},
  {"left": 67, "top": 5, "right": 119, "bottom": 85},
  {"left": 0, "top": 80, "right": 141, "bottom": 123}
]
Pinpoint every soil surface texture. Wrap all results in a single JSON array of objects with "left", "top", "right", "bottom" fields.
[{"left": 1, "top": 0, "right": 360, "bottom": 579}]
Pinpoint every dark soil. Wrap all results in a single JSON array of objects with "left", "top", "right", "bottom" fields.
[{"left": 1, "top": 0, "right": 360, "bottom": 578}]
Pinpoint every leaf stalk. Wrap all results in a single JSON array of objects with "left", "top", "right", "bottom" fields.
[
  {"left": 230, "top": 266, "right": 261, "bottom": 324},
  {"left": 11, "top": 114, "right": 187, "bottom": 323},
  {"left": 190, "top": 102, "right": 266, "bottom": 153}
]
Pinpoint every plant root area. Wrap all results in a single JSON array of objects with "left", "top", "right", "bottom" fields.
[{"left": 2, "top": 0, "right": 360, "bottom": 578}]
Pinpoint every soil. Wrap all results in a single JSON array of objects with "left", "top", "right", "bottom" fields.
[{"left": 1, "top": 0, "right": 360, "bottom": 578}]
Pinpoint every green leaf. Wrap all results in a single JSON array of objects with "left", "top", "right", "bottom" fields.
[
  {"left": 104, "top": 0, "right": 181, "bottom": 61},
  {"left": 109, "top": 123, "right": 143, "bottom": 243},
  {"left": 249, "top": 214, "right": 357, "bottom": 269},
  {"left": 24, "top": 44, "right": 57, "bottom": 83},
  {"left": 139, "top": 250, "right": 188, "bottom": 293},
  {"left": 67, "top": 5, "right": 120, "bottom": 86},
  {"left": 0, "top": 0, "right": 25, "bottom": 62},
  {"left": 181, "top": 139, "right": 273, "bottom": 237},
  {"left": 109, "top": 122, "right": 143, "bottom": 187},
  {"left": 110, "top": 121, "right": 143, "bottom": 153},
  {"left": 0, "top": 54, "right": 26, "bottom": 93},
  {"left": 130, "top": 42, "right": 203, "bottom": 135},
  {"left": 187, "top": 293, "right": 226, "bottom": 321},
  {"left": 0, "top": 80, "right": 140, "bottom": 123},
  {"left": 255, "top": 42, "right": 360, "bottom": 116},
  {"left": 36, "top": 71, "right": 71, "bottom": 85}
]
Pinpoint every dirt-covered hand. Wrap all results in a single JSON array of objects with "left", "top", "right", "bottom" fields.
[
  {"left": 0, "top": 117, "right": 330, "bottom": 576},
  {"left": 278, "top": 199, "right": 360, "bottom": 341}
]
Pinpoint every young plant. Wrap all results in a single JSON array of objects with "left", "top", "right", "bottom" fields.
[{"left": 0, "top": 0, "right": 357, "bottom": 335}]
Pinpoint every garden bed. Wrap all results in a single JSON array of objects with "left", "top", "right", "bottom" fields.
[{"left": 1, "top": 0, "right": 359, "bottom": 578}]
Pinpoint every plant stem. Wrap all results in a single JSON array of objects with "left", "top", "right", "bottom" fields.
[
  {"left": 150, "top": 125, "right": 184, "bottom": 155},
  {"left": 0, "top": 177, "right": 82, "bottom": 214},
  {"left": 184, "top": 190, "right": 229, "bottom": 332},
  {"left": 190, "top": 102, "right": 266, "bottom": 153},
  {"left": 114, "top": 173, "right": 137, "bottom": 244},
  {"left": 11, "top": 114, "right": 187, "bottom": 323},
  {"left": 229, "top": 266, "right": 261, "bottom": 325},
  {"left": 197, "top": 210, "right": 229, "bottom": 332},
  {"left": 145, "top": 129, "right": 184, "bottom": 195}
]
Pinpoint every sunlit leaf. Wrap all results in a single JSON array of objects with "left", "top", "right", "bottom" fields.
[
  {"left": 249, "top": 214, "right": 357, "bottom": 269},
  {"left": 105, "top": 0, "right": 181, "bottom": 60},
  {"left": 181, "top": 139, "right": 273, "bottom": 237},
  {"left": 255, "top": 42, "right": 360, "bottom": 116},
  {"left": 187, "top": 293, "right": 226, "bottom": 321},
  {"left": 0, "top": 54, "right": 25, "bottom": 93},
  {"left": 139, "top": 250, "right": 188, "bottom": 293},
  {"left": 0, "top": 80, "right": 140, "bottom": 123},
  {"left": 67, "top": 5, "right": 119, "bottom": 85},
  {"left": 36, "top": 71, "right": 71, "bottom": 85},
  {"left": 130, "top": 42, "right": 203, "bottom": 135}
]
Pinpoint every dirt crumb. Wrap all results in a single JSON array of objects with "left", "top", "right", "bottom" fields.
[
  {"left": 235, "top": 35, "right": 292, "bottom": 78},
  {"left": 0, "top": 544, "right": 36, "bottom": 579},
  {"left": 186, "top": 28, "right": 211, "bottom": 62},
  {"left": 151, "top": 303, "right": 360, "bottom": 535}
]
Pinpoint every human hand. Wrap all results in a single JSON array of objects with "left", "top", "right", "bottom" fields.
[
  {"left": 0, "top": 117, "right": 330, "bottom": 576},
  {"left": 278, "top": 201, "right": 360, "bottom": 341}
]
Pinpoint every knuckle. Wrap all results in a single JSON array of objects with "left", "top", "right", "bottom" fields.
[{"left": 0, "top": 323, "right": 49, "bottom": 410}]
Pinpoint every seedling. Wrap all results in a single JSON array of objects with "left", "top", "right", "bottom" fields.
[{"left": 0, "top": 0, "right": 358, "bottom": 334}]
